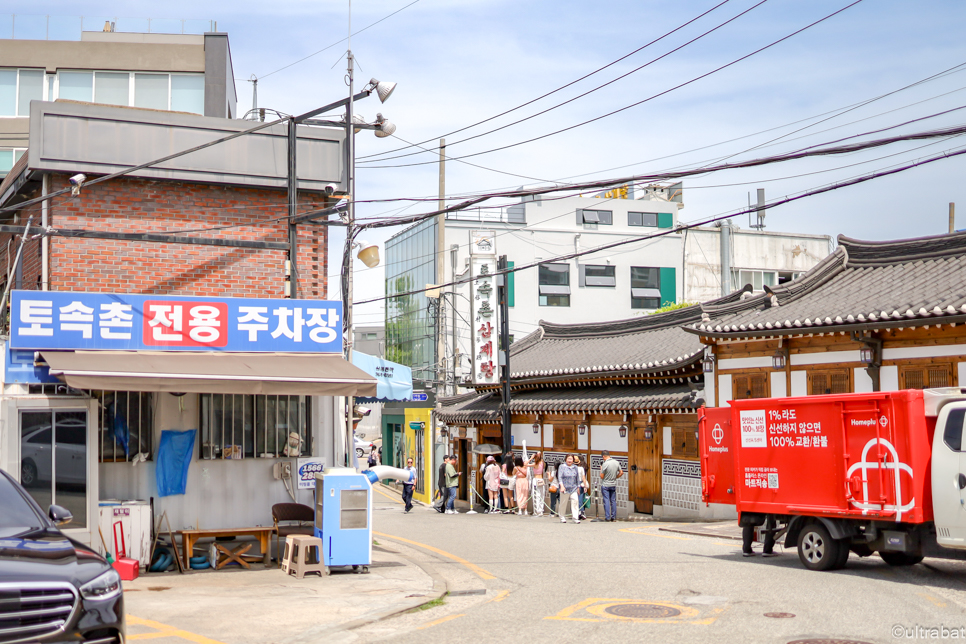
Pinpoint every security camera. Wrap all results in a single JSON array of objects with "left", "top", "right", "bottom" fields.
[
  {"left": 324, "top": 183, "right": 339, "bottom": 196},
  {"left": 69, "top": 173, "right": 87, "bottom": 196}
]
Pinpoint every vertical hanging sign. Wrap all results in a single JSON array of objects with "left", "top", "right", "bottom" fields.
[{"left": 469, "top": 230, "right": 498, "bottom": 386}]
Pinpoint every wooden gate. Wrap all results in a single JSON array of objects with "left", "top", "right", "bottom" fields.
[{"left": 629, "top": 421, "right": 660, "bottom": 514}]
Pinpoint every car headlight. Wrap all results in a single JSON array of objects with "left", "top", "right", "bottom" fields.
[{"left": 80, "top": 568, "right": 122, "bottom": 601}]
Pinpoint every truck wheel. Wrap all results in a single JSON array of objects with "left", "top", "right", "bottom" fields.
[
  {"left": 833, "top": 539, "right": 850, "bottom": 569},
  {"left": 879, "top": 552, "right": 924, "bottom": 566},
  {"left": 797, "top": 523, "right": 841, "bottom": 571}
]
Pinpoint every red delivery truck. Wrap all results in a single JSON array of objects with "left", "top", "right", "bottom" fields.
[{"left": 699, "top": 388, "right": 966, "bottom": 572}]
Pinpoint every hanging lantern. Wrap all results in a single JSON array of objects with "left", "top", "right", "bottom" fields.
[
  {"left": 859, "top": 346, "right": 874, "bottom": 364},
  {"left": 772, "top": 349, "right": 786, "bottom": 370},
  {"left": 618, "top": 424, "right": 628, "bottom": 438},
  {"left": 577, "top": 423, "right": 588, "bottom": 436},
  {"left": 532, "top": 421, "right": 540, "bottom": 434},
  {"left": 702, "top": 354, "right": 715, "bottom": 373}
]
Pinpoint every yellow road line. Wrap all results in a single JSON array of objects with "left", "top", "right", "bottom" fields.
[
  {"left": 373, "top": 531, "right": 496, "bottom": 580},
  {"left": 919, "top": 592, "right": 948, "bottom": 608},
  {"left": 373, "top": 486, "right": 404, "bottom": 504},
  {"left": 417, "top": 614, "right": 465, "bottom": 630},
  {"left": 126, "top": 616, "right": 228, "bottom": 644},
  {"left": 487, "top": 590, "right": 510, "bottom": 603}
]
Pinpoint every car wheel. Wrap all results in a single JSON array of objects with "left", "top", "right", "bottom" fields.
[
  {"left": 356, "top": 448, "right": 364, "bottom": 458},
  {"left": 797, "top": 522, "right": 841, "bottom": 571},
  {"left": 879, "top": 551, "right": 924, "bottom": 566},
  {"left": 21, "top": 460, "right": 38, "bottom": 487}
]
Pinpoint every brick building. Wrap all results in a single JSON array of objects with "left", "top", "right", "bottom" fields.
[{"left": 0, "top": 99, "right": 375, "bottom": 553}]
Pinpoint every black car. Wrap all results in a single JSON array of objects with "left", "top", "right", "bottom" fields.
[{"left": 0, "top": 469, "right": 124, "bottom": 643}]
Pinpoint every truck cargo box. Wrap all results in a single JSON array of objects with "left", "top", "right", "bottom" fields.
[{"left": 699, "top": 390, "right": 935, "bottom": 524}]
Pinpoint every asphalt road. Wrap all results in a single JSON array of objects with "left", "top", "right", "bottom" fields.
[{"left": 347, "top": 488, "right": 966, "bottom": 644}]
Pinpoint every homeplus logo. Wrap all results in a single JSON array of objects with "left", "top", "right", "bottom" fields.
[
  {"left": 850, "top": 418, "right": 877, "bottom": 427},
  {"left": 708, "top": 446, "right": 729, "bottom": 453}
]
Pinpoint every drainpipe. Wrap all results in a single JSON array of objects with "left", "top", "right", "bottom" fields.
[
  {"left": 720, "top": 220, "right": 732, "bottom": 297},
  {"left": 41, "top": 174, "right": 49, "bottom": 290}
]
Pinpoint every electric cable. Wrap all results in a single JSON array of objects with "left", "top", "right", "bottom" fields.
[
  {"left": 352, "top": 142, "right": 966, "bottom": 306},
  {"left": 357, "top": 0, "right": 735, "bottom": 161},
  {"left": 360, "top": 0, "right": 866, "bottom": 169}
]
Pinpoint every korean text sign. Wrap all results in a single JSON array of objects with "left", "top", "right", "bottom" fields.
[{"left": 10, "top": 291, "right": 342, "bottom": 353}]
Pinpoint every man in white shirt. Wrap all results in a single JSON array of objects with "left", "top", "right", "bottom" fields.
[{"left": 403, "top": 457, "right": 417, "bottom": 513}]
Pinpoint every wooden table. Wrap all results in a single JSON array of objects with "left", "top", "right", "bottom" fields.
[{"left": 177, "top": 527, "right": 275, "bottom": 570}]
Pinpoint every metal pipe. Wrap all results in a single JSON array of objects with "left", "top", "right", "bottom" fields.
[
  {"left": 287, "top": 118, "right": 298, "bottom": 298},
  {"left": 950, "top": 202, "right": 956, "bottom": 234},
  {"left": 451, "top": 243, "right": 458, "bottom": 395},
  {"left": 41, "top": 174, "right": 48, "bottom": 290},
  {"left": 0, "top": 215, "right": 33, "bottom": 334},
  {"left": 720, "top": 219, "right": 732, "bottom": 296}
]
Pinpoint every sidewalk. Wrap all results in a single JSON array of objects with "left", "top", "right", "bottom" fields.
[{"left": 123, "top": 501, "right": 443, "bottom": 644}]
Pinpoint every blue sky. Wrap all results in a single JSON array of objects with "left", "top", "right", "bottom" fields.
[{"left": 7, "top": 0, "right": 966, "bottom": 325}]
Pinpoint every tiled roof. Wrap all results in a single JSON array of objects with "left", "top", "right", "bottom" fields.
[
  {"left": 435, "top": 383, "right": 698, "bottom": 424},
  {"left": 688, "top": 231, "right": 966, "bottom": 338},
  {"left": 509, "top": 305, "right": 709, "bottom": 380}
]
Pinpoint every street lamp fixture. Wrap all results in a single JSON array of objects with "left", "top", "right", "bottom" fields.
[
  {"left": 619, "top": 414, "right": 628, "bottom": 438},
  {"left": 859, "top": 346, "right": 874, "bottom": 364},
  {"left": 772, "top": 349, "right": 787, "bottom": 370},
  {"left": 702, "top": 353, "right": 715, "bottom": 373},
  {"left": 369, "top": 78, "right": 397, "bottom": 103},
  {"left": 374, "top": 113, "right": 396, "bottom": 138},
  {"left": 577, "top": 422, "right": 588, "bottom": 436},
  {"left": 532, "top": 421, "right": 540, "bottom": 435},
  {"left": 355, "top": 241, "right": 380, "bottom": 268}
]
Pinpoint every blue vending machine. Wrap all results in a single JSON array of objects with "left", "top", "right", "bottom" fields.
[{"left": 314, "top": 468, "right": 372, "bottom": 574}]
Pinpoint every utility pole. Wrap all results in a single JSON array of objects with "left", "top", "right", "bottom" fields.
[
  {"left": 497, "top": 255, "right": 511, "bottom": 454},
  {"left": 344, "top": 47, "right": 357, "bottom": 466},
  {"left": 437, "top": 138, "right": 446, "bottom": 395},
  {"left": 287, "top": 118, "right": 297, "bottom": 298},
  {"left": 450, "top": 244, "right": 458, "bottom": 396},
  {"left": 720, "top": 219, "right": 732, "bottom": 297}
]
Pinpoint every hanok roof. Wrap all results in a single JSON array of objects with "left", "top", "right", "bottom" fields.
[
  {"left": 435, "top": 383, "right": 698, "bottom": 425},
  {"left": 687, "top": 232, "right": 966, "bottom": 339},
  {"left": 508, "top": 305, "right": 710, "bottom": 382}
]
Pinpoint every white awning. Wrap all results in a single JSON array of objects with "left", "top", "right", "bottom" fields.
[{"left": 39, "top": 350, "right": 378, "bottom": 397}]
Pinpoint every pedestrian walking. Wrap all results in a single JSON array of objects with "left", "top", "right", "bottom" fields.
[
  {"left": 403, "top": 457, "right": 417, "bottom": 513},
  {"left": 547, "top": 464, "right": 559, "bottom": 515},
  {"left": 483, "top": 456, "right": 501, "bottom": 513},
  {"left": 529, "top": 452, "right": 546, "bottom": 517},
  {"left": 435, "top": 455, "right": 448, "bottom": 513},
  {"left": 599, "top": 450, "right": 623, "bottom": 522},
  {"left": 445, "top": 455, "right": 461, "bottom": 515},
  {"left": 574, "top": 454, "right": 589, "bottom": 520},
  {"left": 500, "top": 452, "right": 515, "bottom": 513},
  {"left": 513, "top": 456, "right": 529, "bottom": 515},
  {"left": 556, "top": 455, "right": 582, "bottom": 524}
]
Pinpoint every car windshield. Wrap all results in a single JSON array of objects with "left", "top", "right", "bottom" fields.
[{"left": 0, "top": 475, "right": 46, "bottom": 537}]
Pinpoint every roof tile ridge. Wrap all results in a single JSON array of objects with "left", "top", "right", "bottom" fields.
[
  {"left": 840, "top": 231, "right": 966, "bottom": 266},
  {"left": 539, "top": 305, "right": 704, "bottom": 339}
]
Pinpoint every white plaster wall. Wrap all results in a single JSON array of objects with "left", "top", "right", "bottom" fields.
[
  {"left": 510, "top": 423, "right": 531, "bottom": 446},
  {"left": 718, "top": 374, "right": 733, "bottom": 406},
  {"left": 790, "top": 371, "right": 807, "bottom": 397},
  {"left": 590, "top": 425, "right": 628, "bottom": 452},
  {"left": 578, "top": 426, "right": 588, "bottom": 450},
  {"left": 662, "top": 426, "right": 672, "bottom": 455},
  {"left": 790, "top": 351, "right": 861, "bottom": 366},
  {"left": 881, "top": 365, "right": 900, "bottom": 391},
  {"left": 770, "top": 372, "right": 787, "bottom": 398},
  {"left": 99, "top": 392, "right": 326, "bottom": 532},
  {"left": 684, "top": 226, "right": 831, "bottom": 302},
  {"left": 854, "top": 367, "right": 874, "bottom": 393},
  {"left": 959, "top": 362, "right": 966, "bottom": 389},
  {"left": 704, "top": 370, "right": 715, "bottom": 407},
  {"left": 543, "top": 424, "right": 553, "bottom": 449}
]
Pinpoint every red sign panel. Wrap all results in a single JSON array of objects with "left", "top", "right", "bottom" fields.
[{"left": 142, "top": 301, "right": 229, "bottom": 348}]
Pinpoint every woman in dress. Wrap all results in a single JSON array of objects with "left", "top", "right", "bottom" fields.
[
  {"left": 483, "top": 456, "right": 501, "bottom": 513},
  {"left": 513, "top": 456, "right": 529, "bottom": 515},
  {"left": 529, "top": 452, "right": 546, "bottom": 517}
]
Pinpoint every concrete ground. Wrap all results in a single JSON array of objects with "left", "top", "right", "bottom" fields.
[{"left": 123, "top": 523, "right": 441, "bottom": 644}]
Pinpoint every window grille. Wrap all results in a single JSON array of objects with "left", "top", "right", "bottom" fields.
[
  {"left": 95, "top": 391, "right": 154, "bottom": 462},
  {"left": 807, "top": 369, "right": 850, "bottom": 395},
  {"left": 733, "top": 373, "right": 769, "bottom": 400},
  {"left": 199, "top": 394, "right": 310, "bottom": 460}
]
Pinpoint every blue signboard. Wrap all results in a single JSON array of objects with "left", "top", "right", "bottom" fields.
[
  {"left": 10, "top": 291, "right": 342, "bottom": 353},
  {"left": 412, "top": 392, "right": 428, "bottom": 402},
  {"left": 4, "top": 344, "right": 60, "bottom": 384}
]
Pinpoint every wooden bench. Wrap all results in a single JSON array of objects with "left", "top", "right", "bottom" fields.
[{"left": 177, "top": 527, "right": 275, "bottom": 570}]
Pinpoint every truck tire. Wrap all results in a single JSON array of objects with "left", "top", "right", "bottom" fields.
[
  {"left": 797, "top": 522, "right": 841, "bottom": 571},
  {"left": 833, "top": 539, "right": 850, "bottom": 569},
  {"left": 879, "top": 552, "right": 924, "bottom": 566}
]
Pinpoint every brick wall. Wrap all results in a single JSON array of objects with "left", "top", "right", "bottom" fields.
[{"left": 0, "top": 174, "right": 330, "bottom": 300}]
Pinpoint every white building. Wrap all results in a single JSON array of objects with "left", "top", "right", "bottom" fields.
[{"left": 683, "top": 224, "right": 833, "bottom": 302}]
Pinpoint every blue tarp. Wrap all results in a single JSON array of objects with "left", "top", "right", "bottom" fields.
[
  {"left": 351, "top": 352, "right": 413, "bottom": 402},
  {"left": 156, "top": 430, "right": 196, "bottom": 497}
]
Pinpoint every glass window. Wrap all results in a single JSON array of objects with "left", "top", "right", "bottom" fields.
[
  {"left": 0, "top": 69, "right": 16, "bottom": 116},
  {"left": 200, "top": 394, "right": 310, "bottom": 460},
  {"left": 171, "top": 74, "right": 204, "bottom": 114},
  {"left": 628, "top": 212, "right": 658, "bottom": 227},
  {"left": 631, "top": 266, "right": 661, "bottom": 309},
  {"left": 59, "top": 71, "right": 94, "bottom": 102},
  {"left": 97, "top": 391, "right": 154, "bottom": 462},
  {"left": 95, "top": 72, "right": 130, "bottom": 106},
  {"left": 943, "top": 408, "right": 965, "bottom": 452},
  {"left": 135, "top": 73, "right": 169, "bottom": 110},
  {"left": 0, "top": 474, "right": 46, "bottom": 538},
  {"left": 583, "top": 264, "right": 616, "bottom": 287},
  {"left": 539, "top": 263, "right": 570, "bottom": 306},
  {"left": 0, "top": 149, "right": 13, "bottom": 174},
  {"left": 579, "top": 209, "right": 612, "bottom": 225},
  {"left": 17, "top": 69, "right": 43, "bottom": 116},
  {"left": 735, "top": 269, "right": 778, "bottom": 292}
]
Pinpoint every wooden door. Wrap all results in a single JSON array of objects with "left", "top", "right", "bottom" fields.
[{"left": 630, "top": 423, "right": 660, "bottom": 514}]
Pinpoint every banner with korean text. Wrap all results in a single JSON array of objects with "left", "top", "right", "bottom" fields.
[
  {"left": 10, "top": 291, "right": 342, "bottom": 353},
  {"left": 469, "top": 230, "right": 499, "bottom": 386}
]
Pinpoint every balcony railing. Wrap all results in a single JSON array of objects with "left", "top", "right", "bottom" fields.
[{"left": 446, "top": 205, "right": 525, "bottom": 224}]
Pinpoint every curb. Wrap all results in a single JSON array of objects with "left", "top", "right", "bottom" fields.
[{"left": 287, "top": 546, "right": 448, "bottom": 641}]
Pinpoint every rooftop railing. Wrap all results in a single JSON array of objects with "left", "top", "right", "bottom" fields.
[{"left": 1, "top": 15, "right": 217, "bottom": 40}]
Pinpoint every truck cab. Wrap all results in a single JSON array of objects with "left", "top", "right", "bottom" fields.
[{"left": 928, "top": 389, "right": 966, "bottom": 548}]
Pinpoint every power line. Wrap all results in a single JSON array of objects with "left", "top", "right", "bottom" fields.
[
  {"left": 257, "top": 0, "right": 421, "bottom": 81},
  {"left": 356, "top": 0, "right": 735, "bottom": 161},
  {"left": 353, "top": 143, "right": 966, "bottom": 306},
  {"left": 360, "top": 0, "right": 866, "bottom": 169}
]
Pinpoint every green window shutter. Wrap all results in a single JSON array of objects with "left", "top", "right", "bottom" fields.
[
  {"left": 657, "top": 212, "right": 674, "bottom": 228},
  {"left": 508, "top": 261, "right": 515, "bottom": 307},
  {"left": 659, "top": 267, "right": 676, "bottom": 306}
]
